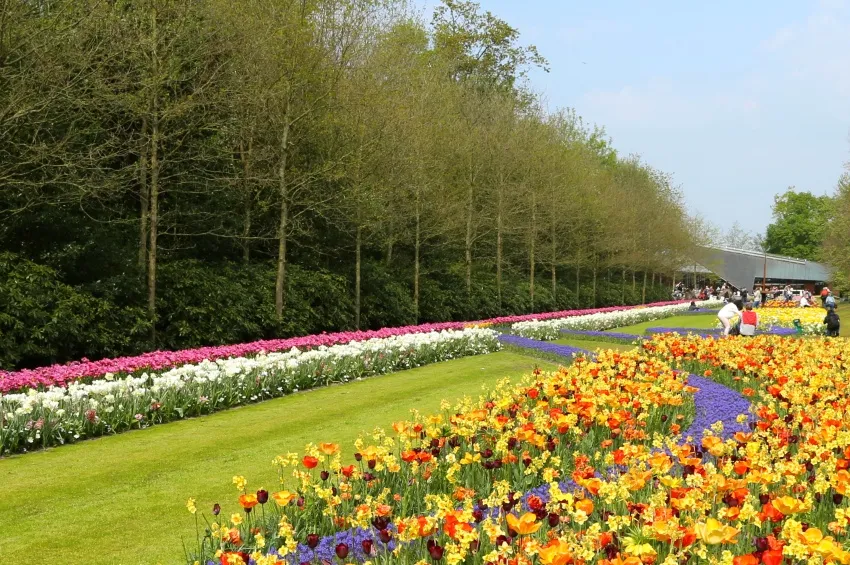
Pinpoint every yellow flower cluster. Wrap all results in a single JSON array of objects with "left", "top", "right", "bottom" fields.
[{"left": 185, "top": 335, "right": 850, "bottom": 565}]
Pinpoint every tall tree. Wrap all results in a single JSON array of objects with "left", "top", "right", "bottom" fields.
[{"left": 765, "top": 188, "right": 832, "bottom": 260}]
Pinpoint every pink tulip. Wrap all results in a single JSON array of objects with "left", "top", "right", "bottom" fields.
[{"left": 0, "top": 300, "right": 682, "bottom": 392}]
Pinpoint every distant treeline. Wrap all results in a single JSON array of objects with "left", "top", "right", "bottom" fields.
[{"left": 0, "top": 0, "right": 693, "bottom": 369}]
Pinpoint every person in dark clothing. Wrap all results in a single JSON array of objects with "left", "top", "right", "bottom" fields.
[
  {"left": 824, "top": 308, "right": 840, "bottom": 337},
  {"left": 689, "top": 301, "right": 698, "bottom": 311}
]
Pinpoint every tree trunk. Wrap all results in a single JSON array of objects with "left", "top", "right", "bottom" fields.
[
  {"left": 641, "top": 271, "right": 647, "bottom": 303},
  {"left": 632, "top": 270, "right": 636, "bottom": 290},
  {"left": 465, "top": 182, "right": 473, "bottom": 303},
  {"left": 275, "top": 102, "right": 291, "bottom": 325},
  {"left": 138, "top": 117, "right": 149, "bottom": 273},
  {"left": 240, "top": 138, "right": 252, "bottom": 263},
  {"left": 529, "top": 192, "right": 536, "bottom": 311},
  {"left": 386, "top": 239, "right": 393, "bottom": 266},
  {"left": 575, "top": 264, "right": 580, "bottom": 306},
  {"left": 355, "top": 225, "right": 362, "bottom": 329},
  {"left": 147, "top": 109, "right": 159, "bottom": 342},
  {"left": 592, "top": 262, "right": 597, "bottom": 307},
  {"left": 413, "top": 185, "right": 421, "bottom": 322},
  {"left": 146, "top": 11, "right": 159, "bottom": 343},
  {"left": 496, "top": 183, "right": 503, "bottom": 309},
  {"left": 621, "top": 268, "right": 626, "bottom": 305},
  {"left": 550, "top": 229, "right": 556, "bottom": 302}
]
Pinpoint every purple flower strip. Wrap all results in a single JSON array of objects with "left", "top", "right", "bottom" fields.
[{"left": 682, "top": 373, "right": 754, "bottom": 442}]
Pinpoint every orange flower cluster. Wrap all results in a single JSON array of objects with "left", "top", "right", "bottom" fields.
[{"left": 185, "top": 335, "right": 850, "bottom": 565}]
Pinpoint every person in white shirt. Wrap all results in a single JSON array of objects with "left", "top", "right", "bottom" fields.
[
  {"left": 717, "top": 301, "right": 741, "bottom": 336},
  {"left": 800, "top": 295, "right": 810, "bottom": 308}
]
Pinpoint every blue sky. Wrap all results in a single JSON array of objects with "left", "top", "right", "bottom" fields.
[{"left": 419, "top": 0, "right": 850, "bottom": 233}]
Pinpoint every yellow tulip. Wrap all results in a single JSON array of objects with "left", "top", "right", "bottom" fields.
[
  {"left": 773, "top": 495, "right": 808, "bottom": 515},
  {"left": 694, "top": 518, "right": 739, "bottom": 545},
  {"left": 272, "top": 490, "right": 296, "bottom": 506}
]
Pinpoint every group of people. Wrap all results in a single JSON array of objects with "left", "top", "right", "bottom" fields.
[{"left": 712, "top": 285, "right": 840, "bottom": 337}]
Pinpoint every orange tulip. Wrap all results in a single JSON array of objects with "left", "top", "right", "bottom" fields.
[
  {"left": 319, "top": 443, "right": 339, "bottom": 456},
  {"left": 575, "top": 498, "right": 594, "bottom": 515},
  {"left": 507, "top": 512, "right": 541, "bottom": 535},
  {"left": 238, "top": 493, "right": 258, "bottom": 510},
  {"left": 538, "top": 539, "right": 573, "bottom": 565},
  {"left": 732, "top": 554, "right": 759, "bottom": 565}
]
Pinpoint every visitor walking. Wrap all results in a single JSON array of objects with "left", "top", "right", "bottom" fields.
[
  {"left": 753, "top": 287, "right": 762, "bottom": 308},
  {"left": 825, "top": 291, "right": 836, "bottom": 310},
  {"left": 717, "top": 300, "right": 741, "bottom": 337},
  {"left": 821, "top": 286, "right": 831, "bottom": 307}
]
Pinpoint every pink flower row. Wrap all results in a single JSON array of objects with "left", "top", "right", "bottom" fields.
[{"left": 0, "top": 301, "right": 683, "bottom": 393}]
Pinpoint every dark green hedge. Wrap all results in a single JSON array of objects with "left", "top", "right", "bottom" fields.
[{"left": 0, "top": 252, "right": 671, "bottom": 370}]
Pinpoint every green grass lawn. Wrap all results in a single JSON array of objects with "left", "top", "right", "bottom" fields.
[
  {"left": 0, "top": 352, "right": 557, "bottom": 565},
  {"left": 611, "top": 313, "right": 718, "bottom": 335},
  {"left": 552, "top": 338, "right": 638, "bottom": 353},
  {"left": 837, "top": 304, "right": 850, "bottom": 337}
]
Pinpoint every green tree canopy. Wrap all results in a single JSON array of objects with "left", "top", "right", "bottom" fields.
[{"left": 764, "top": 188, "right": 832, "bottom": 260}]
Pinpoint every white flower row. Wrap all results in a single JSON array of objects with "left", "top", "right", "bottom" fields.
[
  {"left": 510, "top": 301, "right": 717, "bottom": 341},
  {"left": 0, "top": 328, "right": 500, "bottom": 455}
]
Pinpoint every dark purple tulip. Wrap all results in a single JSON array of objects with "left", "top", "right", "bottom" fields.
[
  {"left": 361, "top": 539, "right": 374, "bottom": 555},
  {"left": 548, "top": 513, "right": 559, "bottom": 527},
  {"left": 481, "top": 448, "right": 493, "bottom": 459},
  {"left": 495, "top": 535, "right": 512, "bottom": 547},
  {"left": 306, "top": 533, "right": 319, "bottom": 549},
  {"left": 754, "top": 537, "right": 769, "bottom": 552},
  {"left": 427, "top": 541, "right": 444, "bottom": 561},
  {"left": 212, "top": 503, "right": 221, "bottom": 516},
  {"left": 759, "top": 493, "right": 770, "bottom": 505},
  {"left": 834, "top": 493, "right": 845, "bottom": 505},
  {"left": 320, "top": 470, "right": 329, "bottom": 481},
  {"left": 372, "top": 517, "right": 389, "bottom": 531},
  {"left": 378, "top": 529, "right": 392, "bottom": 544},
  {"left": 335, "top": 543, "right": 349, "bottom": 559},
  {"left": 367, "top": 459, "right": 377, "bottom": 469},
  {"left": 256, "top": 490, "right": 269, "bottom": 504},
  {"left": 354, "top": 452, "right": 362, "bottom": 461}
]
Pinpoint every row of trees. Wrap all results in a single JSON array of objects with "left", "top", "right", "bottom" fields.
[{"left": 0, "top": 0, "right": 695, "bottom": 369}]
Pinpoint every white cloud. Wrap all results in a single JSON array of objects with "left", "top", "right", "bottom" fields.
[{"left": 759, "top": 0, "right": 850, "bottom": 99}]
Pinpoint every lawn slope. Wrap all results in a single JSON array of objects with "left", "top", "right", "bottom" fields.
[{"left": 0, "top": 351, "right": 557, "bottom": 565}]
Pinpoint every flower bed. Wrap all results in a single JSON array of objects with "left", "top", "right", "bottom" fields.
[
  {"left": 645, "top": 326, "right": 798, "bottom": 338},
  {"left": 183, "top": 349, "right": 700, "bottom": 565},
  {"left": 761, "top": 300, "right": 800, "bottom": 308},
  {"left": 0, "top": 301, "right": 685, "bottom": 393},
  {"left": 184, "top": 334, "right": 850, "bottom": 565},
  {"left": 0, "top": 328, "right": 499, "bottom": 455},
  {"left": 723, "top": 308, "right": 827, "bottom": 335},
  {"left": 510, "top": 301, "right": 715, "bottom": 341}
]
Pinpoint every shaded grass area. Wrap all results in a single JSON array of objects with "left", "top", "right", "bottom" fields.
[
  {"left": 610, "top": 313, "right": 718, "bottom": 335},
  {"left": 0, "top": 352, "right": 557, "bottom": 565}
]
